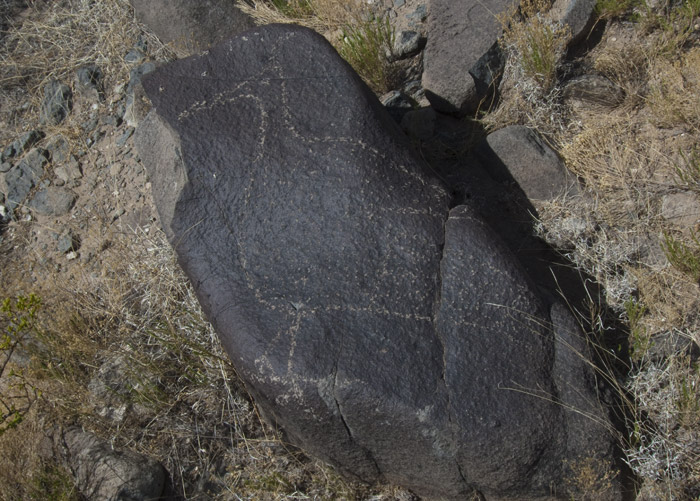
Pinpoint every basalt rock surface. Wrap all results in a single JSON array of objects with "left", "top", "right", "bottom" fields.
[{"left": 136, "top": 24, "right": 620, "bottom": 500}]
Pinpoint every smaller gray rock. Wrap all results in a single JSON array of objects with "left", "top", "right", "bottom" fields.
[
  {"left": 406, "top": 4, "right": 427, "bottom": 23},
  {"left": 563, "top": 74, "right": 625, "bottom": 107},
  {"left": 661, "top": 192, "right": 700, "bottom": 227},
  {"left": 400, "top": 107, "right": 436, "bottom": 141},
  {"left": 380, "top": 90, "right": 415, "bottom": 123},
  {"left": 55, "top": 157, "right": 82, "bottom": 184},
  {"left": 40, "top": 80, "right": 73, "bottom": 125},
  {"left": 28, "top": 186, "right": 76, "bottom": 215},
  {"left": 124, "top": 48, "right": 146, "bottom": 64},
  {"left": 0, "top": 161, "right": 12, "bottom": 173},
  {"left": 0, "top": 205, "right": 9, "bottom": 224},
  {"left": 394, "top": 0, "right": 405, "bottom": 7},
  {"left": 2, "top": 130, "right": 45, "bottom": 161},
  {"left": 391, "top": 30, "right": 425, "bottom": 60},
  {"left": 57, "top": 230, "right": 79, "bottom": 253},
  {"left": 549, "top": 0, "right": 596, "bottom": 43},
  {"left": 62, "top": 427, "right": 166, "bottom": 501},
  {"left": 75, "top": 64, "right": 104, "bottom": 100},
  {"left": 483, "top": 125, "right": 580, "bottom": 201},
  {"left": 46, "top": 135, "right": 71, "bottom": 164},
  {"left": 2, "top": 148, "right": 48, "bottom": 211},
  {"left": 116, "top": 126, "right": 135, "bottom": 148},
  {"left": 124, "top": 62, "right": 156, "bottom": 127}
]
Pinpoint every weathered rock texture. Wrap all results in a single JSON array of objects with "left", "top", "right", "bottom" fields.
[
  {"left": 62, "top": 428, "right": 166, "bottom": 501},
  {"left": 481, "top": 125, "right": 580, "bottom": 201},
  {"left": 422, "top": 0, "right": 514, "bottom": 114},
  {"left": 136, "top": 24, "right": 620, "bottom": 500},
  {"left": 130, "top": 0, "right": 254, "bottom": 56}
]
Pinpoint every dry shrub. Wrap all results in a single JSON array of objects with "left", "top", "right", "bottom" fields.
[
  {"left": 647, "top": 47, "right": 700, "bottom": 130},
  {"left": 592, "top": 38, "right": 649, "bottom": 106},
  {"left": 238, "top": 0, "right": 364, "bottom": 35},
  {"left": 0, "top": 0, "right": 174, "bottom": 145},
  {"left": 499, "top": 0, "right": 571, "bottom": 93},
  {"left": 484, "top": 0, "right": 571, "bottom": 137}
]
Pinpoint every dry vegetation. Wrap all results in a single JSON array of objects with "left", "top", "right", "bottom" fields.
[{"left": 1, "top": 0, "right": 699, "bottom": 499}]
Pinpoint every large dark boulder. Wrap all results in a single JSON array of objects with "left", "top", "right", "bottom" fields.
[
  {"left": 130, "top": 0, "right": 254, "bottom": 56},
  {"left": 135, "top": 24, "right": 620, "bottom": 500}
]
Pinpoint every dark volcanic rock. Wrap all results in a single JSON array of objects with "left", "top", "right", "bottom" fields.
[
  {"left": 422, "top": 0, "right": 513, "bottom": 115},
  {"left": 130, "top": 0, "right": 254, "bottom": 56},
  {"left": 28, "top": 186, "right": 76, "bottom": 215},
  {"left": 136, "top": 24, "right": 619, "bottom": 500},
  {"left": 40, "top": 80, "right": 73, "bottom": 125},
  {"left": 480, "top": 125, "right": 580, "bottom": 201},
  {"left": 1, "top": 148, "right": 47, "bottom": 211},
  {"left": 550, "top": 0, "right": 597, "bottom": 43},
  {"left": 2, "top": 130, "right": 45, "bottom": 162},
  {"left": 62, "top": 428, "right": 166, "bottom": 501}
]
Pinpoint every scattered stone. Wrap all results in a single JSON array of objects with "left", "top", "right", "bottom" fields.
[
  {"left": 380, "top": 90, "right": 415, "bottom": 123},
  {"left": 116, "top": 126, "right": 135, "bottom": 147},
  {"left": 549, "top": 0, "right": 596, "bottom": 43},
  {"left": 136, "top": 25, "right": 619, "bottom": 500},
  {"left": 124, "top": 62, "right": 156, "bottom": 127},
  {"left": 403, "top": 79, "right": 423, "bottom": 99},
  {"left": 0, "top": 205, "right": 9, "bottom": 224},
  {"left": 130, "top": 0, "right": 255, "bottom": 56},
  {"left": 422, "top": 0, "right": 509, "bottom": 115},
  {"left": 563, "top": 74, "right": 626, "bottom": 108},
  {"left": 390, "top": 30, "right": 425, "bottom": 60},
  {"left": 124, "top": 48, "right": 146, "bottom": 64},
  {"left": 2, "top": 148, "right": 48, "bottom": 211},
  {"left": 45, "top": 135, "right": 71, "bottom": 164},
  {"left": 81, "top": 114, "right": 98, "bottom": 133},
  {"left": 406, "top": 3, "right": 427, "bottom": 24},
  {"left": 57, "top": 230, "right": 80, "bottom": 253},
  {"left": 479, "top": 125, "right": 580, "bottom": 201},
  {"left": 39, "top": 80, "right": 73, "bottom": 125},
  {"left": 394, "top": 0, "right": 405, "bottom": 7},
  {"left": 55, "top": 157, "right": 82, "bottom": 184},
  {"left": 0, "top": 161, "right": 11, "bottom": 173},
  {"left": 400, "top": 106, "right": 436, "bottom": 141},
  {"left": 75, "top": 64, "right": 103, "bottom": 100},
  {"left": 2, "top": 130, "right": 45, "bottom": 161},
  {"left": 87, "top": 128, "right": 105, "bottom": 147},
  {"left": 61, "top": 427, "right": 166, "bottom": 501},
  {"left": 661, "top": 192, "right": 700, "bottom": 227},
  {"left": 28, "top": 186, "right": 76, "bottom": 215}
]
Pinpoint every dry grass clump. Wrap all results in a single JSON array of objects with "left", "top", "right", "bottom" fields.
[
  {"left": 483, "top": 0, "right": 571, "bottom": 138},
  {"left": 647, "top": 47, "right": 700, "bottom": 130},
  {"left": 238, "top": 0, "right": 364, "bottom": 33},
  {"left": 516, "top": 1, "right": 700, "bottom": 497}
]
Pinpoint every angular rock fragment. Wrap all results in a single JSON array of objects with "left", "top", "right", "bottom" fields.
[
  {"left": 422, "top": 0, "right": 513, "bottom": 114},
  {"left": 40, "top": 80, "right": 73, "bottom": 125},
  {"left": 549, "top": 0, "right": 596, "bottom": 43},
  {"left": 62, "top": 428, "right": 166, "bottom": 501},
  {"left": 479, "top": 125, "right": 580, "bottom": 201},
  {"left": 136, "top": 24, "right": 620, "bottom": 500},
  {"left": 2, "top": 148, "right": 47, "bottom": 211}
]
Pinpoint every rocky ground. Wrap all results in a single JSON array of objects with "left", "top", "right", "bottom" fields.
[{"left": 1, "top": 0, "right": 699, "bottom": 499}]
